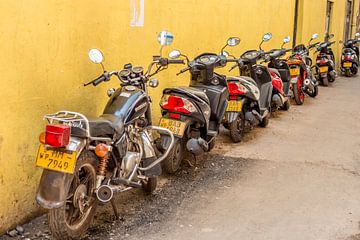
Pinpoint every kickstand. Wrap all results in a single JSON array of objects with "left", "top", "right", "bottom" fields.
[{"left": 110, "top": 199, "right": 119, "bottom": 220}]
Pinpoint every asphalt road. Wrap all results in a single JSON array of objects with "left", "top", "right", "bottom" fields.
[{"left": 1, "top": 76, "right": 360, "bottom": 240}]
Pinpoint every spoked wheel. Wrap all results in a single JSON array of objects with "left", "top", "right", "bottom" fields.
[
  {"left": 293, "top": 77, "right": 305, "bottom": 105},
  {"left": 48, "top": 151, "right": 98, "bottom": 240},
  {"left": 229, "top": 113, "right": 245, "bottom": 143},
  {"left": 162, "top": 138, "right": 185, "bottom": 174},
  {"left": 306, "top": 85, "right": 318, "bottom": 98}
]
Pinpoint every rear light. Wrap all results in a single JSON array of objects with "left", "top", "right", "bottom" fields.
[
  {"left": 229, "top": 95, "right": 237, "bottom": 100},
  {"left": 345, "top": 56, "right": 352, "bottom": 60},
  {"left": 160, "top": 94, "right": 197, "bottom": 114},
  {"left": 227, "top": 82, "right": 247, "bottom": 95},
  {"left": 169, "top": 113, "right": 181, "bottom": 119},
  {"left": 45, "top": 124, "right": 70, "bottom": 147}
]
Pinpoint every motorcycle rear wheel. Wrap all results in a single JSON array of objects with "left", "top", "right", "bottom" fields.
[
  {"left": 142, "top": 177, "right": 157, "bottom": 193},
  {"left": 292, "top": 81, "right": 304, "bottom": 105},
  {"left": 322, "top": 77, "right": 329, "bottom": 86},
  {"left": 162, "top": 138, "right": 185, "bottom": 174},
  {"left": 229, "top": 113, "right": 245, "bottom": 143},
  {"left": 48, "top": 151, "right": 98, "bottom": 240}
]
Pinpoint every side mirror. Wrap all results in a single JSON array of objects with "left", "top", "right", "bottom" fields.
[
  {"left": 355, "top": 32, "right": 360, "bottom": 38},
  {"left": 88, "top": 49, "right": 104, "bottom": 64},
  {"left": 157, "top": 31, "right": 174, "bottom": 46},
  {"left": 283, "top": 36, "right": 291, "bottom": 43},
  {"left": 262, "top": 33, "right": 272, "bottom": 42},
  {"left": 149, "top": 78, "right": 159, "bottom": 88},
  {"left": 311, "top": 33, "right": 319, "bottom": 41},
  {"left": 169, "top": 50, "right": 181, "bottom": 59},
  {"left": 227, "top": 37, "right": 240, "bottom": 46},
  {"left": 328, "top": 33, "right": 334, "bottom": 39}
]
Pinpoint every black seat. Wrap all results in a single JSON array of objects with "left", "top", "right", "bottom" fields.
[{"left": 72, "top": 114, "right": 124, "bottom": 138}]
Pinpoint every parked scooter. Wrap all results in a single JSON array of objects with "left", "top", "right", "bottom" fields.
[
  {"left": 35, "top": 31, "right": 182, "bottom": 239},
  {"left": 315, "top": 33, "right": 337, "bottom": 86},
  {"left": 287, "top": 33, "right": 320, "bottom": 105},
  {"left": 341, "top": 32, "right": 360, "bottom": 77},
  {"left": 157, "top": 39, "right": 240, "bottom": 173},
  {"left": 223, "top": 33, "right": 274, "bottom": 142}
]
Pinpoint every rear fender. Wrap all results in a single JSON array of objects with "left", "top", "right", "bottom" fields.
[{"left": 36, "top": 137, "right": 86, "bottom": 209}]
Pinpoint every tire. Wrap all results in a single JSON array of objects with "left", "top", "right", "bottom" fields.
[
  {"left": 142, "top": 177, "right": 157, "bottom": 193},
  {"left": 306, "top": 85, "right": 318, "bottom": 98},
  {"left": 322, "top": 77, "right": 329, "bottom": 86},
  {"left": 259, "top": 113, "right": 270, "bottom": 128},
  {"left": 292, "top": 80, "right": 304, "bottom": 105},
  {"left": 229, "top": 113, "right": 245, "bottom": 143},
  {"left": 280, "top": 99, "right": 290, "bottom": 111},
  {"left": 162, "top": 138, "right": 185, "bottom": 174},
  {"left": 48, "top": 151, "right": 98, "bottom": 240},
  {"left": 208, "top": 138, "right": 216, "bottom": 151}
]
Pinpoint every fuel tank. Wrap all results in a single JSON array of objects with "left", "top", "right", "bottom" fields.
[{"left": 103, "top": 86, "right": 148, "bottom": 124}]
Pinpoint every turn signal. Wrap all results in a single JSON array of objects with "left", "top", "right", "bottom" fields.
[
  {"left": 95, "top": 143, "right": 109, "bottom": 157},
  {"left": 39, "top": 132, "right": 46, "bottom": 144}
]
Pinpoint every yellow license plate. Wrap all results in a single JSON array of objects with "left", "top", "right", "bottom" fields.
[
  {"left": 290, "top": 68, "right": 300, "bottom": 76},
  {"left": 343, "top": 62, "right": 352, "bottom": 67},
  {"left": 226, "top": 100, "right": 242, "bottom": 112},
  {"left": 159, "top": 118, "right": 186, "bottom": 137},
  {"left": 36, "top": 144, "right": 77, "bottom": 174},
  {"left": 319, "top": 66, "right": 328, "bottom": 73}
]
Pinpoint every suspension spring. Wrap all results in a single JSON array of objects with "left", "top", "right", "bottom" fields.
[{"left": 97, "top": 154, "right": 109, "bottom": 176}]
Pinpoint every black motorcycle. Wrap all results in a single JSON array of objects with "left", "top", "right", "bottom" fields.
[
  {"left": 34, "top": 30, "right": 183, "bottom": 239},
  {"left": 315, "top": 33, "right": 337, "bottom": 86},
  {"left": 341, "top": 32, "right": 360, "bottom": 77},
  {"left": 157, "top": 40, "right": 240, "bottom": 173}
]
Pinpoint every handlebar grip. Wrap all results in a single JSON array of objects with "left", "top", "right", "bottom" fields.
[
  {"left": 168, "top": 59, "right": 185, "bottom": 64},
  {"left": 92, "top": 75, "right": 106, "bottom": 86}
]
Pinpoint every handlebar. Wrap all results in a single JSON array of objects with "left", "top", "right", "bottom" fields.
[
  {"left": 84, "top": 72, "right": 111, "bottom": 86},
  {"left": 168, "top": 59, "right": 185, "bottom": 64}
]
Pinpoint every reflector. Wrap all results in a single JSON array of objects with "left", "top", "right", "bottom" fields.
[{"left": 45, "top": 124, "right": 70, "bottom": 147}]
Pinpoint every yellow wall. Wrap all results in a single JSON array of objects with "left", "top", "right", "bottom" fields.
[{"left": 0, "top": 0, "right": 353, "bottom": 233}]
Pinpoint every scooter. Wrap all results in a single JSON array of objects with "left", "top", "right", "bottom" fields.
[
  {"left": 287, "top": 33, "right": 320, "bottom": 105},
  {"left": 34, "top": 31, "right": 182, "bottom": 239},
  {"left": 157, "top": 39, "right": 240, "bottom": 173},
  {"left": 315, "top": 33, "right": 337, "bottom": 86},
  {"left": 222, "top": 33, "right": 275, "bottom": 142},
  {"left": 341, "top": 32, "right": 360, "bottom": 77}
]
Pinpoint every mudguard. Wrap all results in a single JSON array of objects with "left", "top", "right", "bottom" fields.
[{"left": 36, "top": 137, "right": 86, "bottom": 209}]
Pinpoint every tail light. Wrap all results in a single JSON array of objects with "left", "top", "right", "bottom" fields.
[
  {"left": 345, "top": 56, "right": 352, "bottom": 61},
  {"left": 43, "top": 124, "right": 70, "bottom": 147},
  {"left": 160, "top": 94, "right": 197, "bottom": 114},
  {"left": 227, "top": 82, "right": 247, "bottom": 95},
  {"left": 317, "top": 59, "right": 327, "bottom": 65}
]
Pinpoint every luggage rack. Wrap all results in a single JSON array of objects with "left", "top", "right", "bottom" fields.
[{"left": 44, "top": 111, "right": 91, "bottom": 138}]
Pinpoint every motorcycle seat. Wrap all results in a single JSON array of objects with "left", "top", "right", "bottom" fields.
[
  {"left": 163, "top": 87, "right": 210, "bottom": 105},
  {"left": 72, "top": 114, "right": 124, "bottom": 138}
]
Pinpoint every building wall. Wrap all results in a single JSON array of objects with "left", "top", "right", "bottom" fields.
[{"left": 0, "top": 0, "right": 353, "bottom": 234}]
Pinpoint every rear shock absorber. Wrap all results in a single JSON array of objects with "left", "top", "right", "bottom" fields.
[{"left": 95, "top": 143, "right": 110, "bottom": 187}]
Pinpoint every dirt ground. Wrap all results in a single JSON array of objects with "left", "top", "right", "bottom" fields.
[{"left": 1, "top": 76, "right": 360, "bottom": 240}]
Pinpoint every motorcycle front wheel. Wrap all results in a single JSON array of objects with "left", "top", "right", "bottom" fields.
[
  {"left": 292, "top": 79, "right": 305, "bottom": 105},
  {"left": 306, "top": 85, "right": 318, "bottom": 98},
  {"left": 48, "top": 151, "right": 98, "bottom": 240}
]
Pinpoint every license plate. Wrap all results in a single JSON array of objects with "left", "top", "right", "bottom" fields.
[
  {"left": 36, "top": 144, "right": 77, "bottom": 174},
  {"left": 226, "top": 100, "right": 242, "bottom": 112},
  {"left": 290, "top": 68, "right": 300, "bottom": 76},
  {"left": 319, "top": 66, "right": 328, "bottom": 73},
  {"left": 159, "top": 118, "right": 186, "bottom": 137},
  {"left": 343, "top": 62, "right": 352, "bottom": 67}
]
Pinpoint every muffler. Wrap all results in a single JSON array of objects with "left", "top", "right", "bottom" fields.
[
  {"left": 272, "top": 94, "right": 283, "bottom": 108},
  {"left": 96, "top": 185, "right": 114, "bottom": 203},
  {"left": 245, "top": 111, "right": 260, "bottom": 126},
  {"left": 304, "top": 78, "right": 314, "bottom": 92},
  {"left": 186, "top": 137, "right": 208, "bottom": 155}
]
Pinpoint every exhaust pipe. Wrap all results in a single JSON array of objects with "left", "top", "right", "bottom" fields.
[
  {"left": 304, "top": 78, "right": 314, "bottom": 92},
  {"left": 186, "top": 137, "right": 208, "bottom": 155},
  {"left": 96, "top": 185, "right": 114, "bottom": 203}
]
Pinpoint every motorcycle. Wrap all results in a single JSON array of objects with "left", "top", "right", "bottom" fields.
[
  {"left": 341, "top": 32, "right": 360, "bottom": 77},
  {"left": 315, "top": 33, "right": 337, "bottom": 86},
  {"left": 34, "top": 30, "right": 183, "bottom": 239},
  {"left": 287, "top": 33, "right": 320, "bottom": 105},
  {"left": 222, "top": 33, "right": 274, "bottom": 142},
  {"left": 157, "top": 39, "right": 240, "bottom": 173}
]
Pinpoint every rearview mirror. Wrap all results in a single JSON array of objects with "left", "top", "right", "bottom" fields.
[
  {"left": 149, "top": 78, "right": 159, "bottom": 88},
  {"left": 283, "top": 36, "right": 291, "bottom": 43},
  {"left": 157, "top": 31, "right": 174, "bottom": 46},
  {"left": 355, "top": 32, "right": 360, "bottom": 38},
  {"left": 311, "top": 33, "right": 319, "bottom": 40},
  {"left": 88, "top": 49, "right": 104, "bottom": 64},
  {"left": 262, "top": 33, "right": 272, "bottom": 42},
  {"left": 328, "top": 33, "right": 334, "bottom": 39},
  {"left": 169, "top": 50, "right": 181, "bottom": 59},
  {"left": 227, "top": 37, "right": 240, "bottom": 47}
]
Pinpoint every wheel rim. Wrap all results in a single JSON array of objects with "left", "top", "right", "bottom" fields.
[
  {"left": 297, "top": 76, "right": 304, "bottom": 102},
  {"left": 65, "top": 163, "right": 96, "bottom": 230}
]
